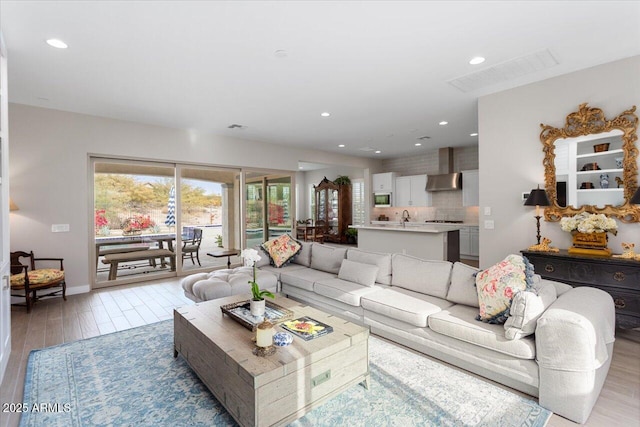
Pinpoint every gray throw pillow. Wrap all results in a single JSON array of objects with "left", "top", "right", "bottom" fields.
[{"left": 338, "top": 259, "right": 379, "bottom": 287}]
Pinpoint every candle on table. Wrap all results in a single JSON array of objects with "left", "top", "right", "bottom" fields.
[{"left": 256, "top": 320, "right": 274, "bottom": 348}]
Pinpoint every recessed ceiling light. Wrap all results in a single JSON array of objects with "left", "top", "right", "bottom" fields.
[
  {"left": 299, "top": 166, "right": 304, "bottom": 169},
  {"left": 321, "top": 112, "right": 331, "bottom": 117},
  {"left": 415, "top": 143, "right": 422, "bottom": 147},
  {"left": 338, "top": 144, "right": 345, "bottom": 148},
  {"left": 46, "top": 39, "right": 68, "bottom": 49},
  {"left": 439, "top": 121, "right": 448, "bottom": 126},
  {"left": 470, "top": 132, "right": 478, "bottom": 137},
  {"left": 274, "top": 49, "right": 288, "bottom": 58},
  {"left": 374, "top": 150, "right": 381, "bottom": 154},
  {"left": 469, "top": 56, "right": 485, "bottom": 65}
]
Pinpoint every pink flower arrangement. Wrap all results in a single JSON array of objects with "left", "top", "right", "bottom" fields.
[
  {"left": 95, "top": 209, "right": 108, "bottom": 231},
  {"left": 120, "top": 214, "right": 155, "bottom": 232}
]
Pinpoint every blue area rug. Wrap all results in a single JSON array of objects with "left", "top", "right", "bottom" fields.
[{"left": 20, "top": 320, "right": 551, "bottom": 426}]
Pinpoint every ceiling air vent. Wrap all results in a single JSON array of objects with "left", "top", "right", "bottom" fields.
[
  {"left": 417, "top": 136, "right": 431, "bottom": 140},
  {"left": 447, "top": 49, "right": 559, "bottom": 93},
  {"left": 227, "top": 124, "right": 246, "bottom": 129}
]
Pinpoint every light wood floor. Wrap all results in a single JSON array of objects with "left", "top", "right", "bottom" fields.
[{"left": 0, "top": 278, "right": 638, "bottom": 427}]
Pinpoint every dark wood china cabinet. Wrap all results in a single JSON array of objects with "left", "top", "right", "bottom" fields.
[{"left": 314, "top": 177, "right": 352, "bottom": 243}]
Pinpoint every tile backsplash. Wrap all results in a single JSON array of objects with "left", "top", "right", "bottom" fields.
[{"left": 373, "top": 146, "right": 479, "bottom": 224}]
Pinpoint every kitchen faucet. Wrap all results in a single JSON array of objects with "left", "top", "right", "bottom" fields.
[{"left": 401, "top": 210, "right": 410, "bottom": 222}]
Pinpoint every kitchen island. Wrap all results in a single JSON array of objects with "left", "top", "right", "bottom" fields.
[{"left": 354, "top": 223, "right": 461, "bottom": 262}]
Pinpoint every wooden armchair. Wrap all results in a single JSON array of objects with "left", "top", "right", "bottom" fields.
[
  {"left": 10, "top": 251, "right": 66, "bottom": 312},
  {"left": 296, "top": 219, "right": 312, "bottom": 241},
  {"left": 311, "top": 220, "right": 326, "bottom": 243},
  {"left": 182, "top": 228, "right": 203, "bottom": 266}
]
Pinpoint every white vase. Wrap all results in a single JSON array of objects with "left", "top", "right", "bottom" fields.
[{"left": 250, "top": 299, "right": 266, "bottom": 317}]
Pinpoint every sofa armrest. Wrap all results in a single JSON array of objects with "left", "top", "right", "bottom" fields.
[
  {"left": 536, "top": 286, "right": 615, "bottom": 371},
  {"left": 535, "top": 286, "right": 615, "bottom": 423}
]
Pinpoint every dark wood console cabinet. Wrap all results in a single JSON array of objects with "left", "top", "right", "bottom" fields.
[{"left": 522, "top": 250, "right": 640, "bottom": 329}]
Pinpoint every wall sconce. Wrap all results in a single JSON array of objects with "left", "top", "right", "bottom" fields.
[
  {"left": 524, "top": 186, "right": 550, "bottom": 244},
  {"left": 9, "top": 198, "right": 19, "bottom": 211}
]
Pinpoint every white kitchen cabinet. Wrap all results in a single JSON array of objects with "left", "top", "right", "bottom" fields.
[
  {"left": 460, "top": 226, "right": 479, "bottom": 259},
  {"left": 395, "top": 175, "right": 431, "bottom": 207},
  {"left": 372, "top": 172, "right": 396, "bottom": 193},
  {"left": 462, "top": 170, "right": 479, "bottom": 207}
]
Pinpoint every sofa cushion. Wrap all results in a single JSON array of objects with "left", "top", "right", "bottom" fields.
[
  {"left": 346, "top": 249, "right": 392, "bottom": 285},
  {"left": 391, "top": 254, "right": 453, "bottom": 299},
  {"left": 292, "top": 241, "right": 312, "bottom": 267},
  {"left": 446, "top": 262, "right": 480, "bottom": 308},
  {"left": 310, "top": 245, "right": 347, "bottom": 274},
  {"left": 429, "top": 304, "right": 536, "bottom": 360},
  {"left": 504, "top": 281, "right": 557, "bottom": 340},
  {"left": 338, "top": 259, "right": 379, "bottom": 287},
  {"left": 280, "top": 268, "right": 336, "bottom": 292},
  {"left": 259, "top": 263, "right": 306, "bottom": 280},
  {"left": 314, "top": 278, "right": 380, "bottom": 307},
  {"left": 476, "top": 254, "right": 534, "bottom": 324},
  {"left": 361, "top": 287, "right": 453, "bottom": 327},
  {"left": 253, "top": 245, "right": 271, "bottom": 268},
  {"left": 261, "top": 234, "right": 302, "bottom": 267}
]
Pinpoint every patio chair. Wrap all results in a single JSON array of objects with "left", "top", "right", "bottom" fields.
[
  {"left": 10, "top": 250, "right": 66, "bottom": 312},
  {"left": 296, "top": 218, "right": 312, "bottom": 241},
  {"left": 182, "top": 228, "right": 203, "bottom": 266}
]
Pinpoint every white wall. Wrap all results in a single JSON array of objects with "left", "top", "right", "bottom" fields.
[
  {"left": 478, "top": 55, "right": 640, "bottom": 267},
  {"left": 8, "top": 104, "right": 380, "bottom": 291}
]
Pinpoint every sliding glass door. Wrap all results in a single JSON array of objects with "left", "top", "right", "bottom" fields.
[
  {"left": 178, "top": 166, "right": 241, "bottom": 272},
  {"left": 92, "top": 158, "right": 241, "bottom": 287},
  {"left": 244, "top": 172, "right": 292, "bottom": 248}
]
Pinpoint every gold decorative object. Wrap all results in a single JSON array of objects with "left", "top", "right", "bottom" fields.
[
  {"left": 527, "top": 237, "right": 559, "bottom": 252},
  {"left": 612, "top": 243, "right": 640, "bottom": 261},
  {"left": 540, "top": 103, "right": 639, "bottom": 222},
  {"left": 568, "top": 232, "right": 611, "bottom": 256}
]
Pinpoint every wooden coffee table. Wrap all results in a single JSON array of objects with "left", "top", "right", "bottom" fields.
[{"left": 173, "top": 294, "right": 370, "bottom": 427}]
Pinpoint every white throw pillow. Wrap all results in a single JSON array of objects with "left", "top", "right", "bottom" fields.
[
  {"left": 446, "top": 262, "right": 480, "bottom": 308},
  {"left": 338, "top": 259, "right": 379, "bottom": 287},
  {"left": 310, "top": 244, "right": 347, "bottom": 274},
  {"left": 504, "top": 281, "right": 557, "bottom": 340},
  {"left": 346, "top": 249, "right": 392, "bottom": 285}
]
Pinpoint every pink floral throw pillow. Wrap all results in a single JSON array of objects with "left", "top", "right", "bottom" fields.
[
  {"left": 261, "top": 234, "right": 302, "bottom": 268},
  {"left": 475, "top": 254, "right": 533, "bottom": 324}
]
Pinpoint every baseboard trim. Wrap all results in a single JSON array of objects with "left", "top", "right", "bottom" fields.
[{"left": 67, "top": 284, "right": 91, "bottom": 295}]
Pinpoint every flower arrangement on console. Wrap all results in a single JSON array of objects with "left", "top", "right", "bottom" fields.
[
  {"left": 560, "top": 212, "right": 618, "bottom": 235},
  {"left": 241, "top": 248, "right": 275, "bottom": 301}
]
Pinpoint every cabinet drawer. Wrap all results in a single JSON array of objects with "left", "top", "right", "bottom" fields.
[
  {"left": 598, "top": 286, "right": 640, "bottom": 322},
  {"left": 527, "top": 256, "right": 569, "bottom": 281}
]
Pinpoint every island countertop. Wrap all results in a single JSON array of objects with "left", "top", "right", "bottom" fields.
[
  {"left": 352, "top": 223, "right": 464, "bottom": 233},
  {"left": 354, "top": 224, "right": 461, "bottom": 261}
]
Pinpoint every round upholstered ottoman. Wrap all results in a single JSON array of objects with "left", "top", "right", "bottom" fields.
[{"left": 181, "top": 267, "right": 278, "bottom": 302}]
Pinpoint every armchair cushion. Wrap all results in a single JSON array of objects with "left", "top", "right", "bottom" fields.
[{"left": 10, "top": 268, "right": 64, "bottom": 288}]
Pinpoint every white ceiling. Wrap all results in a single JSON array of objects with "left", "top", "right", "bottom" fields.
[{"left": 1, "top": 1, "right": 639, "bottom": 159}]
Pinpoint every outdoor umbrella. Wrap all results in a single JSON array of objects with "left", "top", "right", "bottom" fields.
[{"left": 165, "top": 185, "right": 176, "bottom": 228}]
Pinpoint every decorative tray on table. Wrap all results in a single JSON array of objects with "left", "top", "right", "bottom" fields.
[{"left": 220, "top": 300, "right": 294, "bottom": 331}]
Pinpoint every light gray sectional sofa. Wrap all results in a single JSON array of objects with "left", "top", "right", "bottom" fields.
[{"left": 257, "top": 241, "right": 615, "bottom": 424}]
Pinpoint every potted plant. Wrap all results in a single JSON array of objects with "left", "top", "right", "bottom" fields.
[
  {"left": 215, "top": 235, "right": 223, "bottom": 247},
  {"left": 333, "top": 175, "right": 351, "bottom": 186},
  {"left": 240, "top": 248, "right": 275, "bottom": 316},
  {"left": 346, "top": 227, "right": 358, "bottom": 244}
]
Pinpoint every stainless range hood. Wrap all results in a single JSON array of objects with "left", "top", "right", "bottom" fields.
[{"left": 426, "top": 148, "right": 462, "bottom": 191}]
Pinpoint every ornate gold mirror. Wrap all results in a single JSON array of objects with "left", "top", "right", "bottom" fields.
[{"left": 541, "top": 103, "right": 639, "bottom": 222}]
